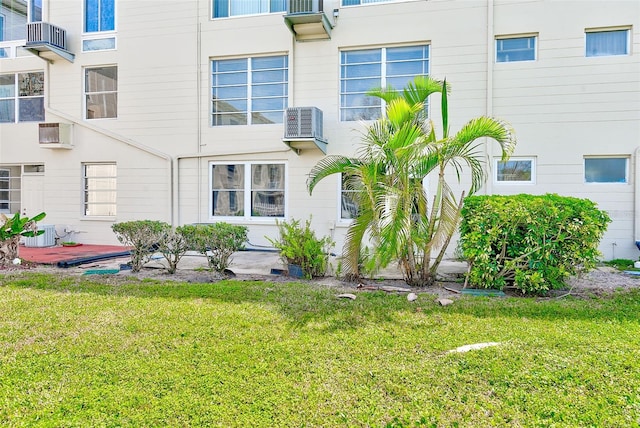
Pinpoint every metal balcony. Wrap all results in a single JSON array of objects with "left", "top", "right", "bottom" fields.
[
  {"left": 24, "top": 22, "right": 75, "bottom": 63},
  {"left": 284, "top": 0, "right": 333, "bottom": 41}
]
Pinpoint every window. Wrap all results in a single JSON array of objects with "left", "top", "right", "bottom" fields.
[
  {"left": 0, "top": 0, "right": 41, "bottom": 42},
  {"left": 30, "top": 0, "right": 41, "bottom": 22},
  {"left": 584, "top": 157, "right": 628, "bottom": 183},
  {"left": 0, "top": 72, "right": 45, "bottom": 123},
  {"left": 0, "top": 166, "right": 21, "bottom": 214},
  {"left": 85, "top": 66, "right": 117, "bottom": 119},
  {"left": 342, "top": 0, "right": 393, "bottom": 5},
  {"left": 496, "top": 36, "right": 536, "bottom": 62},
  {"left": 340, "top": 45, "right": 429, "bottom": 121},
  {"left": 212, "top": 55, "right": 288, "bottom": 126},
  {"left": 83, "top": 0, "right": 115, "bottom": 52},
  {"left": 211, "top": 162, "right": 285, "bottom": 219},
  {"left": 213, "top": 0, "right": 286, "bottom": 18},
  {"left": 586, "top": 29, "right": 629, "bottom": 57},
  {"left": 340, "top": 173, "right": 359, "bottom": 220},
  {"left": 83, "top": 163, "right": 116, "bottom": 216},
  {"left": 495, "top": 158, "right": 535, "bottom": 184},
  {"left": 85, "top": 0, "right": 115, "bottom": 32}
]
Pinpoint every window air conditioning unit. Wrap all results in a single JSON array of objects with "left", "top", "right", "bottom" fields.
[
  {"left": 285, "top": 107, "right": 323, "bottom": 139},
  {"left": 288, "top": 0, "right": 323, "bottom": 14},
  {"left": 283, "top": 107, "right": 327, "bottom": 154},
  {"left": 39, "top": 123, "right": 72, "bottom": 149}
]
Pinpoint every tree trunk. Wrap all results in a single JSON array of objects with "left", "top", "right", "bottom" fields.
[{"left": 0, "top": 236, "right": 20, "bottom": 266}]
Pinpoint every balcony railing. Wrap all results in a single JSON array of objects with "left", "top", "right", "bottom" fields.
[{"left": 26, "top": 22, "right": 68, "bottom": 50}]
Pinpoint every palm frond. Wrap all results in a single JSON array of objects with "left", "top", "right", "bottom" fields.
[
  {"left": 453, "top": 116, "right": 516, "bottom": 160},
  {"left": 401, "top": 75, "right": 447, "bottom": 106},
  {"left": 307, "top": 155, "right": 359, "bottom": 194}
]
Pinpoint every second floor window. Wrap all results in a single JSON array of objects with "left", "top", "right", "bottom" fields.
[
  {"left": 496, "top": 36, "right": 536, "bottom": 62},
  {"left": 342, "top": 0, "right": 392, "bottom": 5},
  {"left": 0, "top": 72, "right": 45, "bottom": 123},
  {"left": 340, "top": 45, "right": 429, "bottom": 121},
  {"left": 586, "top": 29, "right": 629, "bottom": 57},
  {"left": 85, "top": 0, "right": 115, "bottom": 33},
  {"left": 212, "top": 55, "right": 288, "bottom": 126},
  {"left": 213, "top": 0, "right": 286, "bottom": 18},
  {"left": 85, "top": 66, "right": 117, "bottom": 119},
  {"left": 0, "top": 0, "right": 42, "bottom": 42}
]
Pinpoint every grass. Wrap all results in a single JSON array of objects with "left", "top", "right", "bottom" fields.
[{"left": 1, "top": 273, "right": 639, "bottom": 427}]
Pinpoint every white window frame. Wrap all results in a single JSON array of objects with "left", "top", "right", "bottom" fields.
[
  {"left": 84, "top": 65, "right": 118, "bottom": 120},
  {"left": 0, "top": 71, "right": 45, "bottom": 123},
  {"left": 341, "top": 0, "right": 396, "bottom": 6},
  {"left": 211, "top": 54, "right": 288, "bottom": 126},
  {"left": 340, "top": 44, "right": 430, "bottom": 122},
  {"left": 585, "top": 27, "right": 630, "bottom": 57},
  {"left": 584, "top": 156, "right": 629, "bottom": 184},
  {"left": 495, "top": 34, "right": 537, "bottom": 63},
  {"left": 338, "top": 173, "right": 359, "bottom": 222},
  {"left": 82, "top": 0, "right": 116, "bottom": 52},
  {"left": 209, "top": 161, "right": 287, "bottom": 221},
  {"left": 494, "top": 157, "right": 536, "bottom": 185},
  {"left": 0, "top": 167, "right": 13, "bottom": 214},
  {"left": 212, "top": 0, "right": 287, "bottom": 19},
  {"left": 82, "top": 163, "right": 117, "bottom": 218},
  {"left": 29, "top": 0, "right": 42, "bottom": 22}
]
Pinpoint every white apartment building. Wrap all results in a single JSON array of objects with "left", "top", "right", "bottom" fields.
[{"left": 0, "top": 0, "right": 638, "bottom": 260}]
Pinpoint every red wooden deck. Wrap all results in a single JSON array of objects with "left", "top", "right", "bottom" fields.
[{"left": 18, "top": 244, "right": 131, "bottom": 266}]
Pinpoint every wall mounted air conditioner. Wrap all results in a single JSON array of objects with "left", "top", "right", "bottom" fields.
[
  {"left": 283, "top": 107, "right": 327, "bottom": 154},
  {"left": 288, "top": 0, "right": 323, "bottom": 14},
  {"left": 39, "top": 123, "right": 72, "bottom": 149}
]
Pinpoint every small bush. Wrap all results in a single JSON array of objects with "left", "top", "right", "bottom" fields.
[
  {"left": 158, "top": 228, "right": 191, "bottom": 274},
  {"left": 460, "top": 194, "right": 611, "bottom": 294},
  {"left": 112, "top": 220, "right": 170, "bottom": 272},
  {"left": 267, "top": 218, "right": 334, "bottom": 279},
  {"left": 178, "top": 223, "right": 248, "bottom": 272}
]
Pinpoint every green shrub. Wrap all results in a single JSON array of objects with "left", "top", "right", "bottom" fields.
[
  {"left": 112, "top": 220, "right": 171, "bottom": 272},
  {"left": 460, "top": 194, "right": 611, "bottom": 294},
  {"left": 158, "top": 228, "right": 191, "bottom": 274},
  {"left": 267, "top": 218, "right": 334, "bottom": 279},
  {"left": 0, "top": 212, "right": 46, "bottom": 265},
  {"left": 178, "top": 223, "right": 248, "bottom": 272}
]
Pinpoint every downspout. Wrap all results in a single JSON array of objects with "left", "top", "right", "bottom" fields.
[
  {"left": 196, "top": 8, "right": 203, "bottom": 224},
  {"left": 484, "top": 0, "right": 494, "bottom": 195},
  {"left": 635, "top": 145, "right": 640, "bottom": 248}
]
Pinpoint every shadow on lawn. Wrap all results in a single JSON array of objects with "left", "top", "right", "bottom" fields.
[{"left": 4, "top": 272, "right": 640, "bottom": 328}]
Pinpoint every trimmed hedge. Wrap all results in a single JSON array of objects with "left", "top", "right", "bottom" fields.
[
  {"left": 178, "top": 223, "right": 248, "bottom": 272},
  {"left": 460, "top": 194, "right": 610, "bottom": 294},
  {"left": 112, "top": 220, "right": 170, "bottom": 272}
]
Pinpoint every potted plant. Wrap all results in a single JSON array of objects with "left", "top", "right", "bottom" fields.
[{"left": 267, "top": 217, "right": 334, "bottom": 279}]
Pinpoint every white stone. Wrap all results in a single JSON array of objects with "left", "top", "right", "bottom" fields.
[
  {"left": 337, "top": 293, "right": 357, "bottom": 300},
  {"left": 437, "top": 298, "right": 454, "bottom": 306},
  {"left": 12, "top": 258, "right": 21, "bottom": 265},
  {"left": 448, "top": 342, "right": 502, "bottom": 353},
  {"left": 407, "top": 293, "right": 418, "bottom": 302}
]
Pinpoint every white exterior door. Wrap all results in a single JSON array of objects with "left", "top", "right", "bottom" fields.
[{"left": 21, "top": 174, "right": 45, "bottom": 218}]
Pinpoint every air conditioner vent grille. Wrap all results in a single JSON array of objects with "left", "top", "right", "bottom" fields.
[{"left": 284, "top": 107, "right": 323, "bottom": 140}]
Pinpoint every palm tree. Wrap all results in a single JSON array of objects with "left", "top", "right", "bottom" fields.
[{"left": 307, "top": 76, "right": 516, "bottom": 286}]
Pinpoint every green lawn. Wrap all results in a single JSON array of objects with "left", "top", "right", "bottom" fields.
[{"left": 1, "top": 273, "right": 639, "bottom": 427}]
